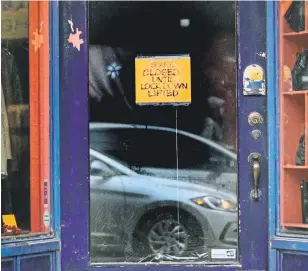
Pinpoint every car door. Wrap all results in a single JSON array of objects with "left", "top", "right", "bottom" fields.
[{"left": 90, "top": 154, "right": 126, "bottom": 256}]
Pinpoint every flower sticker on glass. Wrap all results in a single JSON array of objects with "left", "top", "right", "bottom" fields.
[
  {"left": 67, "top": 19, "right": 84, "bottom": 51},
  {"left": 107, "top": 63, "right": 122, "bottom": 79}
]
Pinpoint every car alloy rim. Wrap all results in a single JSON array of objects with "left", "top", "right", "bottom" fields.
[{"left": 148, "top": 219, "right": 188, "bottom": 255}]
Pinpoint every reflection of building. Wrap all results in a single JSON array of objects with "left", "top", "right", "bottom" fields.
[
  {"left": 201, "top": 32, "right": 237, "bottom": 150},
  {"left": 1, "top": 2, "right": 28, "bottom": 40}
]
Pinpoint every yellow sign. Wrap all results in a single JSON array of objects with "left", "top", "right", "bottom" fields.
[
  {"left": 135, "top": 56, "right": 191, "bottom": 104},
  {"left": 2, "top": 214, "right": 17, "bottom": 227}
]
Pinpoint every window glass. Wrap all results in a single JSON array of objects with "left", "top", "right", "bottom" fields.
[
  {"left": 279, "top": 1, "right": 308, "bottom": 234},
  {"left": 1, "top": 1, "right": 30, "bottom": 235},
  {"left": 89, "top": 1, "right": 237, "bottom": 264},
  {"left": 1, "top": 1, "right": 50, "bottom": 237},
  {"left": 90, "top": 154, "right": 122, "bottom": 178}
]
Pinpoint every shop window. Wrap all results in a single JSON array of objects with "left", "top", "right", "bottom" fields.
[
  {"left": 1, "top": 1, "right": 50, "bottom": 237},
  {"left": 89, "top": 2, "right": 238, "bottom": 264},
  {"left": 279, "top": 1, "right": 308, "bottom": 233}
]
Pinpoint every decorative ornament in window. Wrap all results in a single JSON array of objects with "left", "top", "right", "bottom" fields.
[{"left": 107, "top": 63, "right": 122, "bottom": 79}]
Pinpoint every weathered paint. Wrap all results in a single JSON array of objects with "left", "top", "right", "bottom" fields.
[
  {"left": 59, "top": 1, "right": 89, "bottom": 269},
  {"left": 278, "top": 251, "right": 308, "bottom": 271},
  {"left": 29, "top": 0, "right": 51, "bottom": 234},
  {"left": 236, "top": 1, "right": 268, "bottom": 270},
  {"left": 1, "top": 1, "right": 60, "bottom": 270},
  {"left": 267, "top": 2, "right": 279, "bottom": 270},
  {"left": 59, "top": 1, "right": 268, "bottom": 270}
]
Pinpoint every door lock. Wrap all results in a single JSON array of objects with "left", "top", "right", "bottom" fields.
[
  {"left": 248, "top": 153, "right": 261, "bottom": 200},
  {"left": 248, "top": 112, "right": 264, "bottom": 126}
]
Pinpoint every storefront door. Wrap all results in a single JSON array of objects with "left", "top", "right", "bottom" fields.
[{"left": 59, "top": 1, "right": 269, "bottom": 270}]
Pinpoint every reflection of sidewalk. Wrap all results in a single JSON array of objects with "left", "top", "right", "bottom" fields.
[{"left": 91, "top": 252, "right": 210, "bottom": 264}]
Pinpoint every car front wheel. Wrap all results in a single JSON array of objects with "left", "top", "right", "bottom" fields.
[
  {"left": 147, "top": 217, "right": 188, "bottom": 255},
  {"left": 136, "top": 210, "right": 204, "bottom": 257}
]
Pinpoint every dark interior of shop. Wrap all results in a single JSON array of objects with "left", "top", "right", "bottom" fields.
[
  {"left": 89, "top": 2, "right": 237, "bottom": 262},
  {"left": 89, "top": 1, "right": 236, "bottom": 137},
  {"left": 1, "top": 1, "right": 30, "bottom": 230}
]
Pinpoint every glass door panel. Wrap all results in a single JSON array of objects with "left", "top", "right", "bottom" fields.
[{"left": 88, "top": 1, "right": 238, "bottom": 264}]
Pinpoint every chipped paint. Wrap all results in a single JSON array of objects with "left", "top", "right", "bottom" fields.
[
  {"left": 257, "top": 52, "right": 267, "bottom": 58},
  {"left": 292, "top": 243, "right": 297, "bottom": 249},
  {"left": 31, "top": 21, "right": 44, "bottom": 52},
  {"left": 67, "top": 19, "right": 84, "bottom": 51}
]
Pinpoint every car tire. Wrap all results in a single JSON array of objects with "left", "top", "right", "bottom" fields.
[{"left": 133, "top": 209, "right": 204, "bottom": 258}]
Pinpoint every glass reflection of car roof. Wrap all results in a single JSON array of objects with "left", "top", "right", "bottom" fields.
[{"left": 89, "top": 122, "right": 237, "bottom": 161}]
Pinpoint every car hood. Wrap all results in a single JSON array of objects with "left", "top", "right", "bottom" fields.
[
  {"left": 133, "top": 167, "right": 237, "bottom": 193},
  {"left": 124, "top": 173, "right": 237, "bottom": 202}
]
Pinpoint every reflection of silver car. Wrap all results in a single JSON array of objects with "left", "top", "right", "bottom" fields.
[{"left": 90, "top": 123, "right": 238, "bottom": 258}]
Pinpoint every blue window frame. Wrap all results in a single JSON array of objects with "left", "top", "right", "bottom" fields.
[{"left": 268, "top": 1, "right": 308, "bottom": 269}]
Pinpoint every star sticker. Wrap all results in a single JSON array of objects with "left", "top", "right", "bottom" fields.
[
  {"left": 32, "top": 22, "right": 44, "bottom": 52},
  {"left": 67, "top": 20, "right": 84, "bottom": 51}
]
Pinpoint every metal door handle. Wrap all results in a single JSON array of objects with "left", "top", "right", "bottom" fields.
[{"left": 248, "top": 153, "right": 261, "bottom": 200}]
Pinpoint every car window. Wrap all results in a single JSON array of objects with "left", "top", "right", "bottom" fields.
[
  {"left": 90, "top": 128, "right": 144, "bottom": 166},
  {"left": 177, "top": 132, "right": 236, "bottom": 173},
  {"left": 90, "top": 128, "right": 236, "bottom": 173}
]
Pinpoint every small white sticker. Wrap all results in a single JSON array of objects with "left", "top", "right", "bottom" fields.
[
  {"left": 43, "top": 210, "right": 50, "bottom": 227},
  {"left": 211, "top": 249, "right": 236, "bottom": 259}
]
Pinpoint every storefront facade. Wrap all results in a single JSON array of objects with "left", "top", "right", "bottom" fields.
[
  {"left": 1, "top": 1, "right": 60, "bottom": 270},
  {"left": 1, "top": 1, "right": 308, "bottom": 270}
]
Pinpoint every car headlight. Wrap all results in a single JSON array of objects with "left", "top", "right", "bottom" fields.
[{"left": 192, "top": 196, "right": 237, "bottom": 212}]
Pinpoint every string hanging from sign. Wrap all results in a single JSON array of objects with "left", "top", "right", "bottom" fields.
[{"left": 175, "top": 107, "right": 180, "bottom": 239}]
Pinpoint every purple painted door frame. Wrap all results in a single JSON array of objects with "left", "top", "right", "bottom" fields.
[{"left": 59, "top": 1, "right": 268, "bottom": 270}]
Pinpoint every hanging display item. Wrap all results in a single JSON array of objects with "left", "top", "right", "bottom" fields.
[
  {"left": 296, "top": 131, "right": 305, "bottom": 166},
  {"left": 284, "top": 0, "right": 305, "bottom": 32},
  {"left": 1, "top": 86, "right": 12, "bottom": 176},
  {"left": 301, "top": 180, "right": 308, "bottom": 224},
  {"left": 292, "top": 50, "right": 308, "bottom": 91},
  {"left": 283, "top": 65, "right": 292, "bottom": 91}
]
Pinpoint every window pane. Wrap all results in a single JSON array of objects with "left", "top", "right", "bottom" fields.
[
  {"left": 1, "top": 1, "right": 30, "bottom": 235},
  {"left": 279, "top": 1, "right": 308, "bottom": 234},
  {"left": 89, "top": 1, "right": 237, "bottom": 264},
  {"left": 1, "top": 1, "right": 50, "bottom": 237}
]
